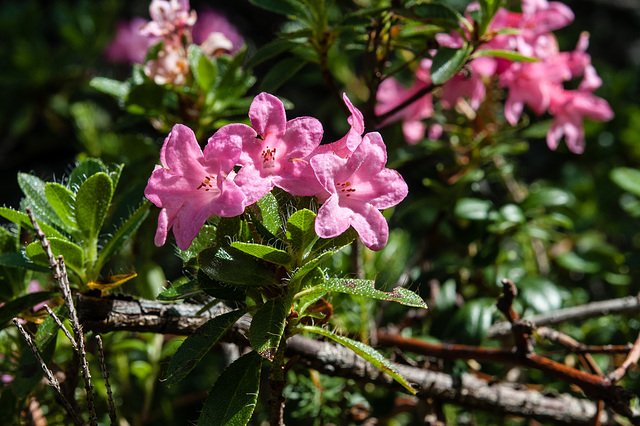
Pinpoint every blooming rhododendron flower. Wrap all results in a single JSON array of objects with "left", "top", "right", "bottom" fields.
[
  {"left": 311, "top": 132, "right": 408, "bottom": 251},
  {"left": 144, "top": 43, "right": 190, "bottom": 85},
  {"left": 192, "top": 8, "right": 244, "bottom": 56},
  {"left": 140, "top": 0, "right": 196, "bottom": 40},
  {"left": 312, "top": 93, "right": 365, "bottom": 158},
  {"left": 145, "top": 124, "right": 247, "bottom": 250},
  {"left": 234, "top": 93, "right": 324, "bottom": 204}
]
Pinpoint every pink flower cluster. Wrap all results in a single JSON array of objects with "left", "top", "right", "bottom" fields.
[
  {"left": 145, "top": 93, "right": 408, "bottom": 252},
  {"left": 376, "top": 0, "right": 613, "bottom": 154},
  {"left": 105, "top": 1, "right": 243, "bottom": 85}
]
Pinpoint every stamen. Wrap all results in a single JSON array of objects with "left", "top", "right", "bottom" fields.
[{"left": 196, "top": 174, "right": 216, "bottom": 191}]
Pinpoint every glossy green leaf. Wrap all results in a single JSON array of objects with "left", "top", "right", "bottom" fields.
[
  {"left": 68, "top": 158, "right": 107, "bottom": 191},
  {"left": 18, "top": 173, "right": 69, "bottom": 232},
  {"left": 310, "top": 227, "right": 357, "bottom": 257},
  {"left": 26, "top": 238, "right": 84, "bottom": 277},
  {"left": 286, "top": 209, "right": 317, "bottom": 259},
  {"left": 250, "top": 299, "right": 287, "bottom": 361},
  {"left": 96, "top": 200, "right": 150, "bottom": 271},
  {"left": 301, "top": 325, "right": 416, "bottom": 394},
  {"left": 157, "top": 279, "right": 200, "bottom": 301},
  {"left": 454, "top": 198, "right": 492, "bottom": 220},
  {"left": 0, "top": 291, "right": 59, "bottom": 328},
  {"left": 257, "top": 190, "right": 283, "bottom": 236},
  {"left": 199, "top": 246, "right": 278, "bottom": 287},
  {"left": 472, "top": 49, "right": 539, "bottom": 62},
  {"left": 165, "top": 309, "right": 245, "bottom": 385},
  {"left": 231, "top": 242, "right": 292, "bottom": 265},
  {"left": 557, "top": 252, "right": 601, "bottom": 274},
  {"left": 75, "top": 172, "right": 113, "bottom": 240},
  {"left": 90, "top": 77, "right": 130, "bottom": 102},
  {"left": 197, "top": 269, "right": 246, "bottom": 302},
  {"left": 215, "top": 216, "right": 241, "bottom": 248},
  {"left": 523, "top": 188, "right": 573, "bottom": 208},
  {"left": 44, "top": 183, "right": 77, "bottom": 231},
  {"left": 431, "top": 45, "right": 472, "bottom": 85},
  {"left": 248, "top": 0, "right": 307, "bottom": 17},
  {"left": 518, "top": 277, "right": 564, "bottom": 313},
  {"left": 289, "top": 250, "right": 337, "bottom": 289},
  {"left": 0, "top": 207, "right": 64, "bottom": 240},
  {"left": 188, "top": 45, "right": 217, "bottom": 92},
  {"left": 198, "top": 351, "right": 262, "bottom": 426},
  {"left": 611, "top": 167, "right": 640, "bottom": 197},
  {"left": 259, "top": 56, "right": 307, "bottom": 93},
  {"left": 322, "top": 278, "right": 427, "bottom": 309}
]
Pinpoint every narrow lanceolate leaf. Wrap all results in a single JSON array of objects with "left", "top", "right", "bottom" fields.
[
  {"left": 96, "top": 200, "right": 150, "bottom": 271},
  {"left": 45, "top": 183, "right": 78, "bottom": 231},
  {"left": 188, "top": 44, "right": 217, "bottom": 92},
  {"left": 257, "top": 190, "right": 283, "bottom": 236},
  {"left": 18, "top": 173, "right": 70, "bottom": 232},
  {"left": 289, "top": 250, "right": 336, "bottom": 289},
  {"left": 231, "top": 242, "right": 292, "bottom": 266},
  {"left": 259, "top": 56, "right": 307, "bottom": 93},
  {"left": 75, "top": 172, "right": 114, "bottom": 240},
  {"left": 165, "top": 309, "right": 246, "bottom": 385},
  {"left": 90, "top": 77, "right": 130, "bottom": 103},
  {"left": 286, "top": 209, "right": 317, "bottom": 258},
  {"left": 310, "top": 227, "right": 357, "bottom": 257},
  {"left": 431, "top": 45, "right": 473, "bottom": 86},
  {"left": 199, "top": 246, "right": 278, "bottom": 287},
  {"left": 25, "top": 238, "right": 85, "bottom": 278},
  {"left": 322, "top": 278, "right": 427, "bottom": 309},
  {"left": 300, "top": 325, "right": 416, "bottom": 395},
  {"left": 249, "top": 299, "right": 288, "bottom": 361},
  {"left": 0, "top": 207, "right": 65, "bottom": 240},
  {"left": 198, "top": 351, "right": 262, "bottom": 426},
  {"left": 472, "top": 49, "right": 539, "bottom": 62}
]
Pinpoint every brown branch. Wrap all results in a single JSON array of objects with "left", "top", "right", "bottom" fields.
[
  {"left": 26, "top": 208, "right": 97, "bottom": 425},
  {"left": 496, "top": 279, "right": 534, "bottom": 354},
  {"left": 536, "top": 326, "right": 603, "bottom": 376},
  {"left": 13, "top": 319, "right": 86, "bottom": 426},
  {"left": 607, "top": 332, "right": 640, "bottom": 384},
  {"left": 96, "top": 336, "right": 117, "bottom": 426},
  {"left": 489, "top": 294, "right": 640, "bottom": 339},
  {"left": 76, "top": 295, "right": 635, "bottom": 424}
]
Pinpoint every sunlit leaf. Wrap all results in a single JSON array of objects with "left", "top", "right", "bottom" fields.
[
  {"left": 250, "top": 299, "right": 287, "bottom": 361},
  {"left": 321, "top": 278, "right": 427, "bottom": 309}
]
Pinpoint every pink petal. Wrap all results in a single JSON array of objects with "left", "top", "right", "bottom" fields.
[
  {"left": 249, "top": 92, "right": 287, "bottom": 137},
  {"left": 349, "top": 202, "right": 389, "bottom": 251},
  {"left": 314, "top": 195, "right": 352, "bottom": 238},
  {"left": 205, "top": 123, "right": 254, "bottom": 172}
]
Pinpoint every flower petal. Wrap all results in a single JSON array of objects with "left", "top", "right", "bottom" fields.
[{"left": 249, "top": 92, "right": 287, "bottom": 137}]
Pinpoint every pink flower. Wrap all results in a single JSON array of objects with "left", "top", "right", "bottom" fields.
[
  {"left": 192, "top": 8, "right": 244, "bottom": 55},
  {"left": 145, "top": 124, "right": 247, "bottom": 250},
  {"left": 312, "top": 93, "right": 365, "bottom": 158},
  {"left": 144, "top": 43, "right": 190, "bottom": 85},
  {"left": 440, "top": 58, "right": 496, "bottom": 111},
  {"left": 547, "top": 89, "right": 613, "bottom": 154},
  {"left": 234, "top": 93, "right": 324, "bottom": 204},
  {"left": 311, "top": 132, "right": 408, "bottom": 251},
  {"left": 375, "top": 59, "right": 434, "bottom": 144},
  {"left": 105, "top": 18, "right": 157, "bottom": 64},
  {"left": 140, "top": 0, "right": 197, "bottom": 40}
]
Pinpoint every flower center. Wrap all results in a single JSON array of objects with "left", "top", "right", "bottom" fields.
[
  {"left": 337, "top": 181, "right": 356, "bottom": 197},
  {"left": 196, "top": 174, "right": 218, "bottom": 192},
  {"left": 261, "top": 145, "right": 277, "bottom": 169}
]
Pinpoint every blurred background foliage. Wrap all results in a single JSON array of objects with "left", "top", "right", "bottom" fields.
[{"left": 2, "top": 0, "right": 640, "bottom": 424}]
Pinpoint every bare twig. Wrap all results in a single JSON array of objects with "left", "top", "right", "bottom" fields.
[
  {"left": 496, "top": 278, "right": 534, "bottom": 354},
  {"left": 607, "top": 332, "right": 640, "bottom": 384},
  {"left": 26, "top": 208, "right": 97, "bottom": 426},
  {"left": 489, "top": 293, "right": 640, "bottom": 339},
  {"left": 44, "top": 305, "right": 77, "bottom": 351},
  {"left": 536, "top": 326, "right": 603, "bottom": 376},
  {"left": 96, "top": 335, "right": 117, "bottom": 425},
  {"left": 13, "top": 319, "right": 86, "bottom": 426}
]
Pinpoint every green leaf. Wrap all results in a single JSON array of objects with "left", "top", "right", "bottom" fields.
[
  {"left": 310, "top": 227, "right": 357, "bottom": 257},
  {"left": 248, "top": 0, "right": 308, "bottom": 17},
  {"left": 250, "top": 299, "right": 288, "bottom": 361},
  {"left": 257, "top": 190, "right": 283, "bottom": 236},
  {"left": 557, "top": 252, "right": 601, "bottom": 274},
  {"left": 0, "top": 291, "right": 59, "bottom": 328},
  {"left": 259, "top": 56, "right": 307, "bottom": 93},
  {"left": 44, "top": 183, "right": 78, "bottom": 231},
  {"left": 431, "top": 45, "right": 473, "bottom": 85},
  {"left": 25, "top": 238, "right": 85, "bottom": 277},
  {"left": 18, "top": 173, "right": 69, "bottom": 232},
  {"left": 75, "top": 172, "right": 114, "bottom": 240},
  {"left": 406, "top": 1, "right": 463, "bottom": 24},
  {"left": 215, "top": 216, "right": 241, "bottom": 248},
  {"left": 231, "top": 242, "right": 292, "bottom": 265},
  {"left": 197, "top": 269, "right": 246, "bottom": 302},
  {"left": 157, "top": 279, "right": 200, "bottom": 301},
  {"left": 472, "top": 49, "right": 539, "bottom": 62},
  {"left": 611, "top": 167, "right": 640, "bottom": 197},
  {"left": 246, "top": 39, "right": 298, "bottom": 69},
  {"left": 180, "top": 224, "right": 217, "bottom": 265},
  {"left": 286, "top": 209, "right": 317, "bottom": 259},
  {"left": 300, "top": 325, "right": 416, "bottom": 394},
  {"left": 165, "top": 309, "right": 246, "bottom": 385},
  {"left": 188, "top": 44, "right": 217, "bottom": 92},
  {"left": 90, "top": 77, "right": 130, "bottom": 102},
  {"left": 289, "top": 250, "right": 336, "bottom": 289},
  {"left": 454, "top": 198, "right": 492, "bottom": 220},
  {"left": 68, "top": 158, "right": 107, "bottom": 191},
  {"left": 96, "top": 200, "right": 150, "bottom": 272},
  {"left": 0, "top": 207, "right": 64, "bottom": 240},
  {"left": 517, "top": 277, "right": 564, "bottom": 313},
  {"left": 199, "top": 246, "right": 278, "bottom": 287},
  {"left": 523, "top": 188, "right": 573, "bottom": 209},
  {"left": 321, "top": 278, "right": 427, "bottom": 309},
  {"left": 198, "top": 351, "right": 262, "bottom": 426}
]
